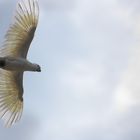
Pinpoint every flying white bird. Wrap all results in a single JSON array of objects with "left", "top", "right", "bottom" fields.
[{"left": 0, "top": 0, "right": 40, "bottom": 127}]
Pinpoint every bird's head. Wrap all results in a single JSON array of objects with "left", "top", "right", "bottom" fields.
[{"left": 35, "top": 64, "right": 41, "bottom": 72}]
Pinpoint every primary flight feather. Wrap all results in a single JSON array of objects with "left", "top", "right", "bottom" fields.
[{"left": 0, "top": 0, "right": 40, "bottom": 127}]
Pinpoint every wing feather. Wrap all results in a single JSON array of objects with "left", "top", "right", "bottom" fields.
[
  {"left": 0, "top": 70, "right": 23, "bottom": 127},
  {"left": 0, "top": 0, "right": 39, "bottom": 58}
]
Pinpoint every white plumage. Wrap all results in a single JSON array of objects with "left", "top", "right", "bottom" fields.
[{"left": 0, "top": 0, "right": 40, "bottom": 127}]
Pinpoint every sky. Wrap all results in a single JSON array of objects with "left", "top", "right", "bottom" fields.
[{"left": 0, "top": 0, "right": 140, "bottom": 140}]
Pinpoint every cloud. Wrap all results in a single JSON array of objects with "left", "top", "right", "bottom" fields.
[
  {"left": 41, "top": 0, "right": 75, "bottom": 11},
  {"left": 0, "top": 114, "right": 40, "bottom": 140},
  {"left": 0, "top": 0, "right": 140, "bottom": 140},
  {"left": 40, "top": 0, "right": 140, "bottom": 139}
]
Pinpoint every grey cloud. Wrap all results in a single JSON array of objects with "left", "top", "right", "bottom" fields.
[
  {"left": 41, "top": 0, "right": 75, "bottom": 11},
  {"left": 0, "top": 0, "right": 17, "bottom": 41},
  {"left": 0, "top": 114, "right": 40, "bottom": 140},
  {"left": 115, "top": 106, "right": 140, "bottom": 140},
  {"left": 118, "top": 0, "right": 140, "bottom": 13}
]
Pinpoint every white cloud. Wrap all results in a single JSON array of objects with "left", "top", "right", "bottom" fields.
[
  {"left": 38, "top": 0, "right": 140, "bottom": 139},
  {"left": 114, "top": 45, "right": 140, "bottom": 111}
]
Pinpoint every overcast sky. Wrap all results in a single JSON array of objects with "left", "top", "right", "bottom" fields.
[{"left": 0, "top": 0, "right": 140, "bottom": 140}]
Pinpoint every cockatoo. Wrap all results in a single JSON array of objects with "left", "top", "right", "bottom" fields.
[{"left": 0, "top": 0, "right": 40, "bottom": 127}]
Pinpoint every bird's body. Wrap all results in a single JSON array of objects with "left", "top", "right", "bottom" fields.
[
  {"left": 0, "top": 0, "right": 40, "bottom": 127},
  {"left": 0, "top": 57, "right": 40, "bottom": 72}
]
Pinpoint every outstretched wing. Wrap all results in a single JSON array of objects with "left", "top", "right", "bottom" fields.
[
  {"left": 0, "top": 70, "right": 23, "bottom": 127},
  {"left": 0, "top": 0, "right": 39, "bottom": 58}
]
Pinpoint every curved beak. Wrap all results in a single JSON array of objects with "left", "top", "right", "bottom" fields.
[{"left": 37, "top": 67, "right": 41, "bottom": 72}]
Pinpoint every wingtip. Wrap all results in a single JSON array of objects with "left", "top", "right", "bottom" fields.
[{"left": 0, "top": 98, "right": 23, "bottom": 127}]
